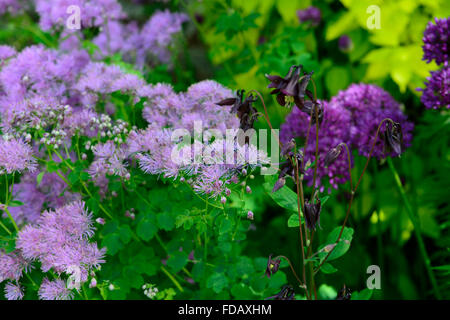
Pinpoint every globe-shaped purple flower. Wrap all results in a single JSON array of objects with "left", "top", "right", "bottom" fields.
[
  {"left": 281, "top": 100, "right": 352, "bottom": 191},
  {"left": 422, "top": 17, "right": 449, "bottom": 65},
  {"left": 418, "top": 66, "right": 449, "bottom": 109},
  {"left": 330, "top": 84, "right": 414, "bottom": 159}
]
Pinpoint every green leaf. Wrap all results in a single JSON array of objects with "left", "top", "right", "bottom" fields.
[
  {"left": 287, "top": 213, "right": 302, "bottom": 227},
  {"left": 102, "top": 234, "right": 123, "bottom": 255},
  {"left": 207, "top": 273, "right": 229, "bottom": 294},
  {"left": 320, "top": 227, "right": 354, "bottom": 262},
  {"left": 8, "top": 200, "right": 24, "bottom": 207},
  {"left": 263, "top": 176, "right": 299, "bottom": 212},
  {"left": 117, "top": 225, "right": 132, "bottom": 244},
  {"left": 351, "top": 288, "right": 373, "bottom": 300},
  {"left": 320, "top": 263, "right": 338, "bottom": 274},
  {"left": 167, "top": 251, "right": 188, "bottom": 272},
  {"left": 157, "top": 212, "right": 175, "bottom": 231},
  {"left": 136, "top": 217, "right": 157, "bottom": 241},
  {"left": 318, "top": 284, "right": 337, "bottom": 300},
  {"left": 36, "top": 172, "right": 45, "bottom": 187}
]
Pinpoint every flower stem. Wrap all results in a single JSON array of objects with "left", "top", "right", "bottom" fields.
[{"left": 387, "top": 157, "right": 442, "bottom": 300}]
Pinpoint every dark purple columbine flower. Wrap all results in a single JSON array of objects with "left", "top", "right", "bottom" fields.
[
  {"left": 338, "top": 35, "right": 353, "bottom": 52},
  {"left": 304, "top": 193, "right": 321, "bottom": 230},
  {"left": 216, "top": 89, "right": 259, "bottom": 132},
  {"left": 297, "top": 6, "right": 321, "bottom": 27},
  {"left": 324, "top": 144, "right": 343, "bottom": 168},
  {"left": 272, "top": 152, "right": 303, "bottom": 193},
  {"left": 383, "top": 121, "right": 403, "bottom": 155},
  {"left": 265, "top": 254, "right": 281, "bottom": 278},
  {"left": 265, "top": 285, "right": 296, "bottom": 300},
  {"left": 266, "top": 65, "right": 314, "bottom": 111},
  {"left": 336, "top": 284, "right": 352, "bottom": 300},
  {"left": 422, "top": 17, "right": 449, "bottom": 65},
  {"left": 417, "top": 66, "right": 449, "bottom": 109}
]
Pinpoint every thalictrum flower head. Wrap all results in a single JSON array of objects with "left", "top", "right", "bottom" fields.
[{"left": 0, "top": 138, "right": 37, "bottom": 174}]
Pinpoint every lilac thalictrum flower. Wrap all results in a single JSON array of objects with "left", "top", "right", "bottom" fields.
[
  {"left": 5, "top": 282, "right": 23, "bottom": 300},
  {"left": 4, "top": 282, "right": 24, "bottom": 300},
  {"left": 38, "top": 278, "right": 74, "bottom": 300},
  {"left": 0, "top": 138, "right": 37, "bottom": 174}
]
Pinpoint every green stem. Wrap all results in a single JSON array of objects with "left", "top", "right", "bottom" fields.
[{"left": 387, "top": 157, "right": 441, "bottom": 300}]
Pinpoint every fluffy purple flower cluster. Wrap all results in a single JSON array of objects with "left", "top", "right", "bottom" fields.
[
  {"left": 0, "top": 138, "right": 36, "bottom": 174},
  {"left": 418, "top": 17, "right": 449, "bottom": 109},
  {"left": 35, "top": 0, "right": 125, "bottom": 30},
  {"left": 422, "top": 17, "right": 449, "bottom": 65},
  {"left": 129, "top": 80, "right": 267, "bottom": 197},
  {"left": 38, "top": 278, "right": 74, "bottom": 300},
  {"left": 16, "top": 201, "right": 106, "bottom": 283},
  {"left": 8, "top": 171, "right": 80, "bottom": 225},
  {"left": 93, "top": 10, "right": 188, "bottom": 67},
  {"left": 0, "top": 0, "right": 24, "bottom": 15},
  {"left": 281, "top": 84, "right": 413, "bottom": 190}
]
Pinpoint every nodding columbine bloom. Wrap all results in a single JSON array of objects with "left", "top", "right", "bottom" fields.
[
  {"left": 265, "top": 65, "right": 314, "bottom": 111},
  {"left": 272, "top": 152, "right": 303, "bottom": 193},
  {"left": 383, "top": 121, "right": 403, "bottom": 155},
  {"left": 265, "top": 254, "right": 281, "bottom": 278},
  {"left": 422, "top": 17, "right": 449, "bottom": 65},
  {"left": 304, "top": 193, "right": 321, "bottom": 230},
  {"left": 4, "top": 282, "right": 24, "bottom": 300},
  {"left": 38, "top": 278, "right": 74, "bottom": 300},
  {"left": 324, "top": 144, "right": 343, "bottom": 168},
  {"left": 0, "top": 138, "right": 37, "bottom": 174},
  {"left": 336, "top": 284, "right": 352, "bottom": 300},
  {"left": 216, "top": 89, "right": 259, "bottom": 132},
  {"left": 266, "top": 285, "right": 296, "bottom": 300},
  {"left": 281, "top": 138, "right": 296, "bottom": 158}
]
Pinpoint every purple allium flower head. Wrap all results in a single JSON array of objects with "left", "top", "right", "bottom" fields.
[
  {"left": 4, "top": 282, "right": 24, "bottom": 300},
  {"left": 330, "top": 84, "right": 413, "bottom": 159},
  {"left": 17, "top": 201, "right": 106, "bottom": 280},
  {"left": 338, "top": 35, "right": 353, "bottom": 52},
  {"left": 422, "top": 17, "right": 449, "bottom": 65},
  {"left": 0, "top": 138, "right": 37, "bottom": 174},
  {"left": 281, "top": 100, "right": 352, "bottom": 190},
  {"left": 418, "top": 66, "right": 449, "bottom": 109},
  {"left": 38, "top": 278, "right": 73, "bottom": 300},
  {"left": 297, "top": 6, "right": 321, "bottom": 27}
]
